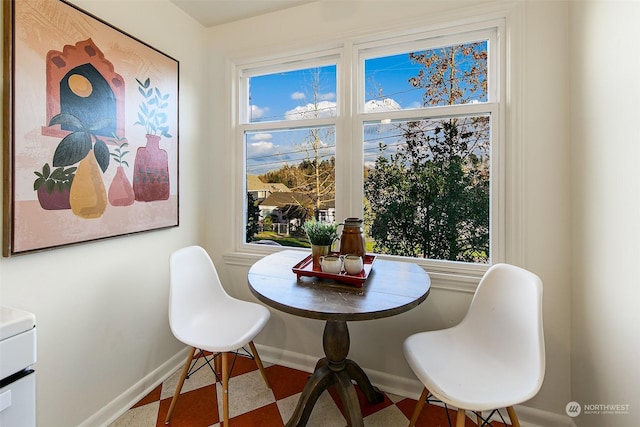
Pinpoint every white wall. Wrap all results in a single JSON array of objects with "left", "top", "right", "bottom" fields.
[
  {"left": 570, "top": 2, "right": 640, "bottom": 426},
  {"left": 5, "top": 1, "right": 637, "bottom": 426},
  {"left": 0, "top": 1, "right": 207, "bottom": 425},
  {"left": 207, "top": 0, "right": 572, "bottom": 422},
  {"left": 520, "top": 0, "right": 573, "bottom": 418}
]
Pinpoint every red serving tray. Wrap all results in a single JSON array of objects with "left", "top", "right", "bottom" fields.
[{"left": 292, "top": 253, "right": 376, "bottom": 288}]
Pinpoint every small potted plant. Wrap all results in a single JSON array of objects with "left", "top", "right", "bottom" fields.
[
  {"left": 132, "top": 77, "right": 171, "bottom": 202},
  {"left": 134, "top": 77, "right": 172, "bottom": 138},
  {"left": 33, "top": 163, "right": 76, "bottom": 210},
  {"left": 303, "top": 219, "right": 338, "bottom": 267},
  {"left": 108, "top": 135, "right": 135, "bottom": 207}
]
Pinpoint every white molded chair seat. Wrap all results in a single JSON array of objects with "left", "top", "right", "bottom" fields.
[
  {"left": 165, "top": 245, "right": 271, "bottom": 425},
  {"left": 403, "top": 263, "right": 544, "bottom": 427}
]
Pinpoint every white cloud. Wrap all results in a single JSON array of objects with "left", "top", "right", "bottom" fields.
[
  {"left": 250, "top": 133, "right": 273, "bottom": 142},
  {"left": 248, "top": 141, "right": 275, "bottom": 158},
  {"left": 291, "top": 91, "right": 334, "bottom": 101},
  {"left": 364, "top": 98, "right": 402, "bottom": 113},
  {"left": 250, "top": 104, "right": 268, "bottom": 120},
  {"left": 299, "top": 138, "right": 331, "bottom": 150},
  {"left": 285, "top": 100, "right": 336, "bottom": 120}
]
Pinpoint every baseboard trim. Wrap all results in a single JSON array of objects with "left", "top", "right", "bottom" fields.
[
  {"left": 254, "top": 343, "right": 318, "bottom": 374},
  {"left": 515, "top": 405, "right": 577, "bottom": 427},
  {"left": 80, "top": 347, "right": 190, "bottom": 427}
]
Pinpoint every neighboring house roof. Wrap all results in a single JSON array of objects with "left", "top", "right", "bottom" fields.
[
  {"left": 260, "top": 191, "right": 313, "bottom": 208},
  {"left": 247, "top": 175, "right": 290, "bottom": 193},
  {"left": 317, "top": 199, "right": 335, "bottom": 210}
]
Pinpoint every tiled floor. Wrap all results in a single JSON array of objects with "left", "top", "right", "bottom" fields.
[{"left": 110, "top": 351, "right": 507, "bottom": 427}]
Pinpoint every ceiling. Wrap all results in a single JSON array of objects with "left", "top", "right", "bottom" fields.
[{"left": 169, "top": 0, "right": 318, "bottom": 28}]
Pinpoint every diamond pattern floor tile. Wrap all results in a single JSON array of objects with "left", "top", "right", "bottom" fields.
[{"left": 111, "top": 352, "right": 509, "bottom": 427}]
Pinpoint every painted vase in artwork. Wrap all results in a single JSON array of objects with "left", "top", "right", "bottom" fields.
[
  {"left": 133, "top": 134, "right": 169, "bottom": 202},
  {"left": 33, "top": 163, "right": 74, "bottom": 210},
  {"left": 37, "top": 187, "right": 71, "bottom": 210},
  {"left": 108, "top": 166, "right": 135, "bottom": 206},
  {"left": 70, "top": 150, "right": 107, "bottom": 219}
]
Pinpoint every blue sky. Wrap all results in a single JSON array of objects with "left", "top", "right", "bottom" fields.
[
  {"left": 245, "top": 42, "right": 487, "bottom": 175},
  {"left": 245, "top": 58, "right": 419, "bottom": 176},
  {"left": 248, "top": 54, "right": 425, "bottom": 123}
]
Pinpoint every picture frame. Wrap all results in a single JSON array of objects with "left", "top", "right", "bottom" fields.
[{"left": 3, "top": 0, "right": 179, "bottom": 256}]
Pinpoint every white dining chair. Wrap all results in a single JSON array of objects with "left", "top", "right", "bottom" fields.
[
  {"left": 403, "top": 263, "right": 545, "bottom": 427},
  {"left": 165, "top": 245, "right": 271, "bottom": 425}
]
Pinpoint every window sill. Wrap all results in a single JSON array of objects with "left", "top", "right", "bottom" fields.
[{"left": 224, "top": 247, "right": 484, "bottom": 293}]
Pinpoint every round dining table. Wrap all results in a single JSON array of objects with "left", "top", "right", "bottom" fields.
[{"left": 247, "top": 250, "right": 431, "bottom": 427}]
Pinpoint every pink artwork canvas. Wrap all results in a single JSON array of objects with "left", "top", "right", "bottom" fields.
[{"left": 3, "top": 0, "right": 179, "bottom": 256}]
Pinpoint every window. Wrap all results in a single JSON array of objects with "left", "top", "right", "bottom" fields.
[
  {"left": 241, "top": 60, "right": 338, "bottom": 244},
  {"left": 237, "top": 25, "right": 503, "bottom": 270},
  {"left": 360, "top": 34, "right": 495, "bottom": 263}
]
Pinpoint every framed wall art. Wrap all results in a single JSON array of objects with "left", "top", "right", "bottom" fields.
[{"left": 3, "top": 0, "right": 179, "bottom": 256}]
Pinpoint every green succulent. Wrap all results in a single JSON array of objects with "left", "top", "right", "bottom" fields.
[
  {"left": 303, "top": 219, "right": 338, "bottom": 246},
  {"left": 33, "top": 163, "right": 76, "bottom": 194}
]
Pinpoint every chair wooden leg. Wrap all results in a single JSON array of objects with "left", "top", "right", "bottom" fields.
[
  {"left": 165, "top": 347, "right": 196, "bottom": 424},
  {"left": 506, "top": 406, "right": 521, "bottom": 427},
  {"left": 408, "top": 387, "right": 429, "bottom": 427},
  {"left": 214, "top": 352, "right": 221, "bottom": 377},
  {"left": 475, "top": 411, "right": 482, "bottom": 426},
  {"left": 456, "top": 408, "right": 466, "bottom": 427},
  {"left": 221, "top": 351, "right": 230, "bottom": 426},
  {"left": 248, "top": 340, "right": 271, "bottom": 389}
]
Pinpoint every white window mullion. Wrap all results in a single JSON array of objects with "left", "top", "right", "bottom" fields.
[
  {"left": 240, "top": 116, "right": 338, "bottom": 133},
  {"left": 335, "top": 43, "right": 350, "bottom": 221},
  {"left": 358, "top": 102, "right": 496, "bottom": 125}
]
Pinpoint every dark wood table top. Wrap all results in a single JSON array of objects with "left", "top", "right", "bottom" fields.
[{"left": 248, "top": 250, "right": 431, "bottom": 322}]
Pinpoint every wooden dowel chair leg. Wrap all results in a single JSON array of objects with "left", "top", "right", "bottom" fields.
[
  {"left": 475, "top": 411, "right": 482, "bottom": 426},
  {"left": 222, "top": 352, "right": 230, "bottom": 426},
  {"left": 456, "top": 408, "right": 466, "bottom": 427},
  {"left": 506, "top": 406, "right": 521, "bottom": 427},
  {"left": 408, "top": 387, "right": 429, "bottom": 427},
  {"left": 214, "top": 352, "right": 221, "bottom": 378},
  {"left": 165, "top": 347, "right": 196, "bottom": 424},
  {"left": 248, "top": 341, "right": 271, "bottom": 389}
]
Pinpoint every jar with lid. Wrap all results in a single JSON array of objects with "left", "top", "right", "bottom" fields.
[{"left": 338, "top": 217, "right": 366, "bottom": 258}]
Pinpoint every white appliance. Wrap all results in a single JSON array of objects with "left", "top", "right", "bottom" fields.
[{"left": 0, "top": 306, "right": 36, "bottom": 427}]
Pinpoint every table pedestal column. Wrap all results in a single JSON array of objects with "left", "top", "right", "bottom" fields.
[{"left": 285, "top": 320, "right": 385, "bottom": 427}]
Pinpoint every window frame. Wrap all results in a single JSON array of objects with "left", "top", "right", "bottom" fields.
[
  {"left": 229, "top": 13, "right": 520, "bottom": 289},
  {"left": 353, "top": 26, "right": 503, "bottom": 276},
  {"left": 237, "top": 52, "right": 343, "bottom": 249}
]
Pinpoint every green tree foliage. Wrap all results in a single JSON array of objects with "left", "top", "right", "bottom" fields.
[
  {"left": 365, "top": 42, "right": 490, "bottom": 262},
  {"left": 246, "top": 192, "right": 260, "bottom": 242},
  {"left": 261, "top": 165, "right": 300, "bottom": 190}
]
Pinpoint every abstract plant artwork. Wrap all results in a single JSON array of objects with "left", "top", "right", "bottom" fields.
[{"left": 3, "top": 0, "right": 179, "bottom": 256}]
